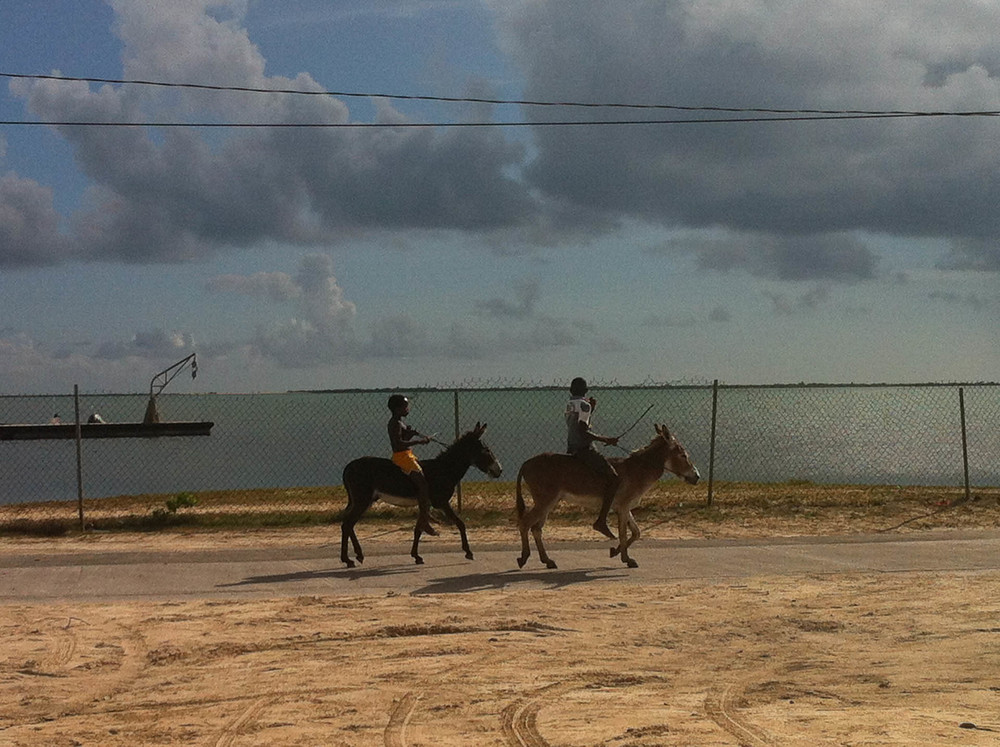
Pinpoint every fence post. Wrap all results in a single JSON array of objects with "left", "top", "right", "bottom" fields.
[
  {"left": 707, "top": 379, "right": 718, "bottom": 506},
  {"left": 74, "top": 385, "right": 85, "bottom": 531},
  {"left": 959, "top": 387, "right": 971, "bottom": 502},
  {"left": 453, "top": 389, "right": 462, "bottom": 511}
]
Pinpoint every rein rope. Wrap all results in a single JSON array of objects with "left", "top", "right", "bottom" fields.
[
  {"left": 415, "top": 430, "right": 451, "bottom": 447},
  {"left": 609, "top": 403, "right": 655, "bottom": 452}
]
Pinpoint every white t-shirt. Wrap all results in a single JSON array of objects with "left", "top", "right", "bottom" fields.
[{"left": 565, "top": 397, "right": 592, "bottom": 452}]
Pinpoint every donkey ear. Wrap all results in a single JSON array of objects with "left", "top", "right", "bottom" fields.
[
  {"left": 474, "top": 421, "right": 487, "bottom": 435},
  {"left": 654, "top": 423, "right": 664, "bottom": 436}
]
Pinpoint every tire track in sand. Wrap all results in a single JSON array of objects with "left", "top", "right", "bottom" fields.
[
  {"left": 213, "top": 696, "right": 275, "bottom": 747},
  {"left": 18, "top": 617, "right": 80, "bottom": 676},
  {"left": 500, "top": 683, "right": 569, "bottom": 747},
  {"left": 384, "top": 691, "right": 419, "bottom": 747},
  {"left": 704, "top": 681, "right": 776, "bottom": 746}
]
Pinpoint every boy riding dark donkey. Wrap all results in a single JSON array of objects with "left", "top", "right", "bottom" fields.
[
  {"left": 565, "top": 377, "right": 620, "bottom": 538},
  {"left": 387, "top": 394, "right": 437, "bottom": 536}
]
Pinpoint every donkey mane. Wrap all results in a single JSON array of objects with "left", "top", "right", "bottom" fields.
[
  {"left": 624, "top": 431, "right": 670, "bottom": 459},
  {"left": 436, "top": 429, "right": 481, "bottom": 460}
]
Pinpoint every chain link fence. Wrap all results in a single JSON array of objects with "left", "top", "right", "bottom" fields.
[{"left": 1, "top": 382, "right": 997, "bottom": 532}]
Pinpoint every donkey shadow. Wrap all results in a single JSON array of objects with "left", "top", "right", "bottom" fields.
[
  {"left": 412, "top": 567, "right": 627, "bottom": 595},
  {"left": 217, "top": 563, "right": 419, "bottom": 589}
]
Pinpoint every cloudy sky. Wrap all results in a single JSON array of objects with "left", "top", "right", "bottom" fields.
[{"left": 1, "top": 0, "right": 998, "bottom": 394}]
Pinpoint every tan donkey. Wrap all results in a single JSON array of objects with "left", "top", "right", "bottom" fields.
[{"left": 516, "top": 424, "right": 700, "bottom": 569}]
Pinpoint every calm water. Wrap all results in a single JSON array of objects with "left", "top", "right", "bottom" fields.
[{"left": 1, "top": 385, "right": 997, "bottom": 505}]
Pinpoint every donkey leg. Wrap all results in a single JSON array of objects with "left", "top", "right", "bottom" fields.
[
  {"left": 532, "top": 521, "right": 557, "bottom": 569},
  {"left": 610, "top": 509, "right": 627, "bottom": 558},
  {"left": 341, "top": 519, "right": 365, "bottom": 568},
  {"left": 349, "top": 525, "right": 364, "bottom": 565},
  {"left": 340, "top": 520, "right": 355, "bottom": 568},
  {"left": 517, "top": 503, "right": 546, "bottom": 568},
  {"left": 340, "top": 491, "right": 367, "bottom": 568},
  {"left": 517, "top": 517, "right": 532, "bottom": 568},
  {"left": 442, "top": 505, "right": 473, "bottom": 560},
  {"left": 410, "top": 520, "right": 425, "bottom": 565},
  {"left": 412, "top": 473, "right": 438, "bottom": 537},
  {"left": 619, "top": 512, "right": 640, "bottom": 568}
]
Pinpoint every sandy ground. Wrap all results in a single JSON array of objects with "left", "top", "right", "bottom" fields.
[{"left": 2, "top": 502, "right": 1000, "bottom": 745}]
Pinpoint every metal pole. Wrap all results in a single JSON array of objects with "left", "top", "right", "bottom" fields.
[
  {"left": 74, "top": 385, "right": 85, "bottom": 531},
  {"left": 959, "top": 387, "right": 971, "bottom": 502},
  {"left": 707, "top": 379, "right": 719, "bottom": 506},
  {"left": 453, "top": 389, "right": 462, "bottom": 512}
]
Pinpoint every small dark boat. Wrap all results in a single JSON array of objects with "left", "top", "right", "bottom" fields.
[{"left": 0, "top": 421, "right": 214, "bottom": 441}]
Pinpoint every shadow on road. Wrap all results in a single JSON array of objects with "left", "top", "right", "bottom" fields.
[
  {"left": 217, "top": 563, "right": 419, "bottom": 588},
  {"left": 412, "top": 567, "right": 628, "bottom": 595}
]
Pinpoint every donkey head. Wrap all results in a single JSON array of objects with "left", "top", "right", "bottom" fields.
[
  {"left": 655, "top": 423, "right": 700, "bottom": 485},
  {"left": 468, "top": 422, "right": 503, "bottom": 478}
]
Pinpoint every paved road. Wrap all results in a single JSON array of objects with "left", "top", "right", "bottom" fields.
[{"left": 1, "top": 530, "right": 998, "bottom": 603}]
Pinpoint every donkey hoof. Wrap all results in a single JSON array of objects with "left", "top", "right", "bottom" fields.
[
  {"left": 516, "top": 556, "right": 527, "bottom": 568},
  {"left": 465, "top": 551, "right": 474, "bottom": 560},
  {"left": 609, "top": 547, "right": 620, "bottom": 558},
  {"left": 545, "top": 560, "right": 558, "bottom": 569},
  {"left": 626, "top": 558, "right": 639, "bottom": 569},
  {"left": 344, "top": 560, "right": 356, "bottom": 569},
  {"left": 414, "top": 556, "right": 424, "bottom": 565}
]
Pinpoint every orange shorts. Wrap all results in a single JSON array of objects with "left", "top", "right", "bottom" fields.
[{"left": 392, "top": 449, "right": 423, "bottom": 475}]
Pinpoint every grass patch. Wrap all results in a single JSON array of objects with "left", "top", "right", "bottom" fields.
[{"left": 0, "top": 480, "right": 997, "bottom": 537}]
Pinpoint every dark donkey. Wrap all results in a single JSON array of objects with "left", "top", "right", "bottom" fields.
[{"left": 340, "top": 422, "right": 502, "bottom": 567}]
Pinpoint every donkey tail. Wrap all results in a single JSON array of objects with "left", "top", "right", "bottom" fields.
[{"left": 515, "top": 464, "right": 526, "bottom": 520}]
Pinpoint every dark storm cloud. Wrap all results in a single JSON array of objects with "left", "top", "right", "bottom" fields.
[
  {"left": 495, "top": 0, "right": 1000, "bottom": 269},
  {"left": 664, "top": 232, "right": 878, "bottom": 282},
  {"left": 0, "top": 174, "right": 71, "bottom": 266}
]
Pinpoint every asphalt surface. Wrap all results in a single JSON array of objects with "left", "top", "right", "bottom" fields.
[{"left": 1, "top": 530, "right": 998, "bottom": 603}]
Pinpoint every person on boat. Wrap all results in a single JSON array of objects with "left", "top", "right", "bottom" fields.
[
  {"left": 565, "top": 377, "right": 620, "bottom": 539},
  {"left": 387, "top": 394, "right": 437, "bottom": 536}
]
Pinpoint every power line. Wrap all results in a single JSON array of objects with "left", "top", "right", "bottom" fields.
[
  {"left": 3, "top": 71, "right": 1000, "bottom": 120},
  {"left": 2, "top": 111, "right": 998, "bottom": 129}
]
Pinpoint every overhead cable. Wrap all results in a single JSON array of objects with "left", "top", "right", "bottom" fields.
[
  {"left": 3, "top": 71, "right": 999, "bottom": 120},
  {"left": 3, "top": 111, "right": 1000, "bottom": 129}
]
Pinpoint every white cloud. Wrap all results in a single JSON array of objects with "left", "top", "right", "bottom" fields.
[
  {"left": 246, "top": 254, "right": 359, "bottom": 367},
  {"left": 96, "top": 328, "right": 195, "bottom": 360},
  {"left": 7, "top": 0, "right": 1000, "bottom": 287},
  {"left": 5, "top": 0, "right": 534, "bottom": 268}
]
